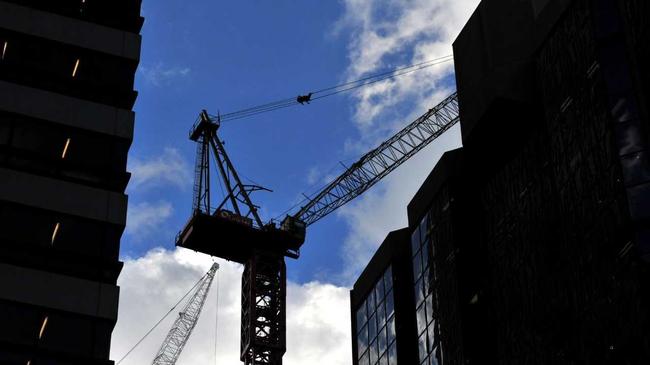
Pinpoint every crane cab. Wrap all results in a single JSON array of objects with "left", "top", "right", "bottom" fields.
[{"left": 280, "top": 215, "right": 306, "bottom": 243}]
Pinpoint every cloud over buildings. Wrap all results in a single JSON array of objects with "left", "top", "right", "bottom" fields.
[{"left": 111, "top": 248, "right": 351, "bottom": 365}]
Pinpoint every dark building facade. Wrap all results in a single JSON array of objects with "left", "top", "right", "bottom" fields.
[
  {"left": 352, "top": 0, "right": 650, "bottom": 364},
  {"left": 0, "top": 2, "right": 141, "bottom": 364},
  {"left": 350, "top": 229, "right": 418, "bottom": 365}
]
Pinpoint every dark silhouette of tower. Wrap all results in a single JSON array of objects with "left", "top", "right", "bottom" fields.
[{"left": 0, "top": 1, "right": 142, "bottom": 364}]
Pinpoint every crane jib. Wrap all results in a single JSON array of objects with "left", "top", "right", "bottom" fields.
[{"left": 293, "top": 92, "right": 460, "bottom": 226}]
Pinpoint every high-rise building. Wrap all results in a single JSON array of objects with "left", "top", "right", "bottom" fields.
[
  {"left": 351, "top": 0, "right": 650, "bottom": 364},
  {"left": 0, "top": 2, "right": 142, "bottom": 364}
]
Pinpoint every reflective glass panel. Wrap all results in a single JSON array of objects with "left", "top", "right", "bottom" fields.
[
  {"left": 413, "top": 250, "right": 422, "bottom": 279},
  {"left": 385, "top": 290, "right": 394, "bottom": 319},
  {"left": 384, "top": 267, "right": 393, "bottom": 290},
  {"left": 411, "top": 227, "right": 421, "bottom": 256},
  {"left": 376, "top": 276, "right": 385, "bottom": 300},
  {"left": 378, "top": 325, "right": 387, "bottom": 357},
  {"left": 368, "top": 313, "right": 377, "bottom": 340},
  {"left": 379, "top": 353, "right": 388, "bottom": 365},
  {"left": 377, "top": 301, "right": 386, "bottom": 328},
  {"left": 358, "top": 324, "right": 368, "bottom": 358},
  {"left": 357, "top": 304, "right": 367, "bottom": 330},
  {"left": 415, "top": 277, "right": 425, "bottom": 305},
  {"left": 416, "top": 303, "right": 427, "bottom": 334},
  {"left": 387, "top": 315, "right": 396, "bottom": 345},
  {"left": 388, "top": 342, "right": 397, "bottom": 365},
  {"left": 369, "top": 339, "right": 379, "bottom": 365},
  {"left": 418, "top": 332, "right": 428, "bottom": 362}
]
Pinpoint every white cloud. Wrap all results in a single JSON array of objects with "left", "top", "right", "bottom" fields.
[
  {"left": 111, "top": 248, "right": 351, "bottom": 365},
  {"left": 337, "top": 0, "right": 479, "bottom": 130},
  {"left": 125, "top": 200, "right": 174, "bottom": 239},
  {"left": 129, "top": 147, "right": 192, "bottom": 191},
  {"left": 333, "top": 0, "right": 478, "bottom": 281},
  {"left": 139, "top": 63, "right": 191, "bottom": 87}
]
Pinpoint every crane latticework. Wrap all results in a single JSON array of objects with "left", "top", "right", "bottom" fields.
[
  {"left": 151, "top": 263, "right": 219, "bottom": 365},
  {"left": 294, "top": 92, "right": 460, "bottom": 225}
]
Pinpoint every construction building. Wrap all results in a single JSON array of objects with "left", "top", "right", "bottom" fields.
[
  {"left": 0, "top": 1, "right": 142, "bottom": 364},
  {"left": 352, "top": 0, "right": 650, "bottom": 364}
]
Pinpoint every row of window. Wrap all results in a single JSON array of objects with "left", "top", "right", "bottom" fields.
[
  {"left": 412, "top": 213, "right": 443, "bottom": 365},
  {"left": 356, "top": 266, "right": 397, "bottom": 365},
  {"left": 2, "top": 0, "right": 143, "bottom": 33},
  {"left": 0, "top": 30, "right": 138, "bottom": 109},
  {"left": 0, "top": 300, "right": 112, "bottom": 360},
  {"left": 0, "top": 112, "right": 131, "bottom": 192},
  {"left": 0, "top": 202, "right": 122, "bottom": 262}
]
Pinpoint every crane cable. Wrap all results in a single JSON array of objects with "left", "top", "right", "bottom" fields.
[
  {"left": 115, "top": 269, "right": 210, "bottom": 365},
  {"left": 215, "top": 55, "right": 454, "bottom": 122}
]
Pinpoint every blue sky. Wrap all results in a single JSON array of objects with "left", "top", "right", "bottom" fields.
[
  {"left": 122, "top": 0, "right": 477, "bottom": 285},
  {"left": 112, "top": 1, "right": 481, "bottom": 364}
]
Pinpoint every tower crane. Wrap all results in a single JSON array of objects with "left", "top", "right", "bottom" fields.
[
  {"left": 176, "top": 92, "right": 460, "bottom": 365},
  {"left": 151, "top": 263, "right": 219, "bottom": 365}
]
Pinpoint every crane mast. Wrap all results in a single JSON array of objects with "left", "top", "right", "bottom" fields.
[
  {"left": 176, "top": 91, "right": 460, "bottom": 365},
  {"left": 151, "top": 263, "right": 219, "bottom": 365}
]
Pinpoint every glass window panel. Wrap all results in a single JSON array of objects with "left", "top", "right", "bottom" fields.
[
  {"left": 358, "top": 324, "right": 368, "bottom": 358},
  {"left": 432, "top": 346, "right": 441, "bottom": 365},
  {"left": 357, "top": 304, "right": 367, "bottom": 330},
  {"left": 368, "top": 313, "right": 377, "bottom": 341},
  {"left": 416, "top": 303, "right": 427, "bottom": 335},
  {"left": 414, "top": 277, "right": 425, "bottom": 305},
  {"left": 376, "top": 275, "right": 385, "bottom": 300},
  {"left": 360, "top": 350, "right": 370, "bottom": 365},
  {"left": 377, "top": 301, "right": 386, "bottom": 327},
  {"left": 384, "top": 266, "right": 393, "bottom": 291},
  {"left": 378, "top": 325, "right": 387, "bottom": 356},
  {"left": 411, "top": 227, "right": 421, "bottom": 256},
  {"left": 421, "top": 241, "right": 430, "bottom": 270},
  {"left": 388, "top": 342, "right": 397, "bottom": 365},
  {"left": 430, "top": 351, "right": 439, "bottom": 365},
  {"left": 423, "top": 269, "right": 430, "bottom": 295},
  {"left": 387, "top": 315, "right": 396, "bottom": 345},
  {"left": 419, "top": 214, "right": 428, "bottom": 242},
  {"left": 385, "top": 290, "right": 394, "bottom": 319},
  {"left": 426, "top": 294, "right": 434, "bottom": 324},
  {"left": 418, "top": 332, "right": 428, "bottom": 362},
  {"left": 379, "top": 353, "right": 388, "bottom": 365},
  {"left": 413, "top": 251, "right": 422, "bottom": 279},
  {"left": 369, "top": 339, "right": 379, "bottom": 365},
  {"left": 427, "top": 323, "right": 437, "bottom": 353},
  {"left": 368, "top": 289, "right": 376, "bottom": 312}
]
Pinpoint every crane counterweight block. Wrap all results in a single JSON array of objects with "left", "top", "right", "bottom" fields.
[{"left": 176, "top": 211, "right": 304, "bottom": 263}]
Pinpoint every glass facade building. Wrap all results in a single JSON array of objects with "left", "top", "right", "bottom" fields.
[
  {"left": 351, "top": 0, "right": 650, "bottom": 364},
  {"left": 355, "top": 266, "right": 397, "bottom": 365},
  {"left": 350, "top": 229, "right": 418, "bottom": 365}
]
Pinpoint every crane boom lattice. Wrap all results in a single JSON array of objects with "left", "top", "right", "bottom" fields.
[
  {"left": 292, "top": 92, "right": 460, "bottom": 226},
  {"left": 151, "top": 263, "right": 219, "bottom": 365}
]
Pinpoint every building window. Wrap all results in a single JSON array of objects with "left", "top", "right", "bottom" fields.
[
  {"left": 356, "top": 265, "right": 396, "bottom": 365},
  {"left": 412, "top": 213, "right": 442, "bottom": 365}
]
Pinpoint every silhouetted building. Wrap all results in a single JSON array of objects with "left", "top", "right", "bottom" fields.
[
  {"left": 350, "top": 229, "right": 418, "bottom": 365},
  {"left": 0, "top": 2, "right": 142, "bottom": 364},
  {"left": 352, "top": 0, "right": 650, "bottom": 364}
]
